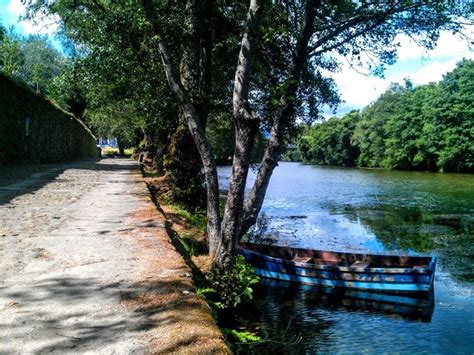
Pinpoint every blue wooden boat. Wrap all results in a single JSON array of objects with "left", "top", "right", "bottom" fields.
[{"left": 239, "top": 242, "right": 436, "bottom": 293}]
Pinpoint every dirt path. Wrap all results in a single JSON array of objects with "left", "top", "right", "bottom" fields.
[{"left": 0, "top": 158, "right": 228, "bottom": 354}]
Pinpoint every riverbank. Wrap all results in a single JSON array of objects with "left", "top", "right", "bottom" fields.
[
  {"left": 143, "top": 169, "right": 272, "bottom": 353},
  {"left": 0, "top": 158, "right": 228, "bottom": 354}
]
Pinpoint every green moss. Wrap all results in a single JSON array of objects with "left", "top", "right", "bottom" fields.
[{"left": 0, "top": 72, "right": 98, "bottom": 165}]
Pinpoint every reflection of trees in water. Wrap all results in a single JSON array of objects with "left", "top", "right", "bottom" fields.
[
  {"left": 252, "top": 281, "right": 336, "bottom": 353},
  {"left": 250, "top": 280, "right": 434, "bottom": 352},
  {"left": 340, "top": 204, "right": 473, "bottom": 282}
]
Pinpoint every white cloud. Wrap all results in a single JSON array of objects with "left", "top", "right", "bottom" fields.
[
  {"left": 325, "top": 29, "right": 473, "bottom": 115},
  {"left": 6, "top": 0, "right": 24, "bottom": 16},
  {"left": 330, "top": 64, "right": 389, "bottom": 108},
  {"left": 396, "top": 56, "right": 474, "bottom": 86},
  {"left": 396, "top": 30, "right": 473, "bottom": 61},
  {"left": 6, "top": 0, "right": 59, "bottom": 35}
]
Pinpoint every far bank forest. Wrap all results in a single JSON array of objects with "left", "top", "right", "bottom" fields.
[{"left": 290, "top": 60, "right": 473, "bottom": 173}]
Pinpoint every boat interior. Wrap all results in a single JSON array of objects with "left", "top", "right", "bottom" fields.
[{"left": 239, "top": 242, "right": 434, "bottom": 269}]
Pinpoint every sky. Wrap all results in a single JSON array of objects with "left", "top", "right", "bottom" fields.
[
  {"left": 0, "top": 0, "right": 58, "bottom": 35},
  {"left": 326, "top": 30, "right": 474, "bottom": 116},
  {"left": 1, "top": 0, "right": 473, "bottom": 116}
]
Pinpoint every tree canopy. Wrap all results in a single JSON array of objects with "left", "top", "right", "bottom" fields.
[{"left": 0, "top": 24, "right": 66, "bottom": 95}]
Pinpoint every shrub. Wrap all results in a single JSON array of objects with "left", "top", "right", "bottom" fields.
[{"left": 206, "top": 255, "right": 260, "bottom": 308}]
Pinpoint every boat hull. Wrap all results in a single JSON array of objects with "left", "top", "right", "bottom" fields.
[{"left": 240, "top": 244, "right": 436, "bottom": 293}]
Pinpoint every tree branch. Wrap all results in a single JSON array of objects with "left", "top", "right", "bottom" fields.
[
  {"left": 308, "top": 2, "right": 425, "bottom": 58},
  {"left": 232, "top": 0, "right": 264, "bottom": 122}
]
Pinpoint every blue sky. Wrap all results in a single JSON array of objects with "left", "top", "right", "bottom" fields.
[
  {"left": 0, "top": 0, "right": 18, "bottom": 29},
  {"left": 0, "top": 0, "right": 63, "bottom": 50},
  {"left": 323, "top": 28, "right": 473, "bottom": 116},
  {"left": 1, "top": 0, "right": 472, "bottom": 115}
]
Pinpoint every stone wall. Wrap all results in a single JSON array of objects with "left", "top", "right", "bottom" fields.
[{"left": 0, "top": 73, "right": 98, "bottom": 164}]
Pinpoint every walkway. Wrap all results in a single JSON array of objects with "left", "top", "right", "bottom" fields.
[{"left": 0, "top": 158, "right": 228, "bottom": 354}]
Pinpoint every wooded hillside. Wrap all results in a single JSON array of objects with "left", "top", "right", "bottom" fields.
[{"left": 297, "top": 60, "right": 474, "bottom": 173}]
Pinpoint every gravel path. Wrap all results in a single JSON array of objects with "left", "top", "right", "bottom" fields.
[{"left": 0, "top": 158, "right": 227, "bottom": 354}]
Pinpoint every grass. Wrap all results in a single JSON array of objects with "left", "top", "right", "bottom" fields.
[{"left": 169, "top": 204, "right": 207, "bottom": 231}]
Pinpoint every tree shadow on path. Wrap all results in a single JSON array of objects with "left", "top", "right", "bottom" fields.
[{"left": 1, "top": 275, "right": 216, "bottom": 353}]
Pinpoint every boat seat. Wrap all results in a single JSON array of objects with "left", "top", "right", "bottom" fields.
[{"left": 351, "top": 260, "right": 372, "bottom": 268}]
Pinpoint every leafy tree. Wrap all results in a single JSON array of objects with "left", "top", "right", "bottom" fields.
[
  {"left": 297, "top": 60, "right": 474, "bottom": 173},
  {"left": 0, "top": 27, "right": 22, "bottom": 76},
  {"left": 26, "top": 0, "right": 473, "bottom": 268},
  {"left": 357, "top": 60, "right": 473, "bottom": 172},
  {"left": 48, "top": 64, "right": 88, "bottom": 121},
  {"left": 298, "top": 110, "right": 360, "bottom": 166},
  {"left": 383, "top": 83, "right": 439, "bottom": 170},
  {"left": 207, "top": 113, "right": 236, "bottom": 165},
  {"left": 434, "top": 59, "right": 474, "bottom": 172},
  {"left": 0, "top": 24, "right": 66, "bottom": 95},
  {"left": 353, "top": 83, "right": 408, "bottom": 167},
  {"left": 18, "top": 35, "right": 66, "bottom": 94}
]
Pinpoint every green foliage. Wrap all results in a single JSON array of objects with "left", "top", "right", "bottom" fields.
[
  {"left": 298, "top": 110, "right": 360, "bottom": 166},
  {"left": 221, "top": 328, "right": 262, "bottom": 344},
  {"left": 195, "top": 287, "right": 226, "bottom": 312},
  {"left": 170, "top": 204, "right": 207, "bottom": 231},
  {"left": 0, "top": 25, "right": 66, "bottom": 96},
  {"left": 207, "top": 113, "right": 235, "bottom": 165},
  {"left": 163, "top": 124, "right": 206, "bottom": 209},
  {"left": 18, "top": 35, "right": 66, "bottom": 94},
  {"left": 48, "top": 65, "right": 87, "bottom": 120},
  {"left": 206, "top": 112, "right": 266, "bottom": 165},
  {"left": 206, "top": 256, "right": 260, "bottom": 308},
  {"left": 297, "top": 60, "right": 474, "bottom": 173},
  {"left": 0, "top": 31, "right": 22, "bottom": 76},
  {"left": 353, "top": 83, "right": 407, "bottom": 168}
]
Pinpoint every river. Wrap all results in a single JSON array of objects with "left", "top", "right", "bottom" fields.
[{"left": 218, "top": 162, "right": 474, "bottom": 353}]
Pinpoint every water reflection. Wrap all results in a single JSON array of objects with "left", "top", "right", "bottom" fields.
[
  {"left": 256, "top": 279, "right": 435, "bottom": 323},
  {"left": 338, "top": 204, "right": 474, "bottom": 282},
  {"left": 240, "top": 279, "right": 437, "bottom": 353}
]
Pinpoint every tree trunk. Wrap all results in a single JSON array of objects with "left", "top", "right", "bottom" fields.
[
  {"left": 141, "top": 0, "right": 222, "bottom": 256},
  {"left": 117, "top": 137, "right": 125, "bottom": 157},
  {"left": 215, "top": 122, "right": 258, "bottom": 268},
  {"left": 214, "top": 0, "right": 264, "bottom": 268},
  {"left": 239, "top": 0, "right": 319, "bottom": 239},
  {"left": 139, "top": 131, "right": 153, "bottom": 164},
  {"left": 163, "top": 122, "right": 206, "bottom": 210}
]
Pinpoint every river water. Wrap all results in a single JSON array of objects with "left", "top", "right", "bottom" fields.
[{"left": 218, "top": 162, "right": 474, "bottom": 353}]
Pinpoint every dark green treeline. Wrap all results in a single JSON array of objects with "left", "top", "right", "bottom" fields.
[{"left": 297, "top": 60, "right": 473, "bottom": 173}]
